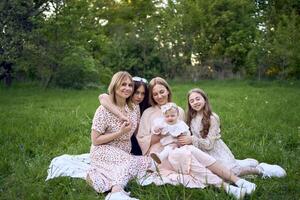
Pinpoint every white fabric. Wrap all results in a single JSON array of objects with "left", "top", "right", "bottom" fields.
[
  {"left": 157, "top": 145, "right": 173, "bottom": 161},
  {"left": 46, "top": 153, "right": 155, "bottom": 186},
  {"left": 161, "top": 102, "right": 178, "bottom": 114},
  {"left": 153, "top": 117, "right": 189, "bottom": 137},
  {"left": 46, "top": 154, "right": 90, "bottom": 181}
]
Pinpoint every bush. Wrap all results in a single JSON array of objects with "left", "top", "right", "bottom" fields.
[
  {"left": 98, "top": 67, "right": 113, "bottom": 86},
  {"left": 55, "top": 47, "right": 98, "bottom": 89}
]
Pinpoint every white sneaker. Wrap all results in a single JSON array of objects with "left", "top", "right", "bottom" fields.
[
  {"left": 256, "top": 163, "right": 287, "bottom": 178},
  {"left": 235, "top": 179, "right": 256, "bottom": 194},
  {"left": 226, "top": 185, "right": 246, "bottom": 199},
  {"left": 105, "top": 191, "right": 139, "bottom": 200},
  {"left": 236, "top": 158, "right": 259, "bottom": 168}
]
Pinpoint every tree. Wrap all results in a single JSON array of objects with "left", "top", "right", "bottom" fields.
[
  {"left": 0, "top": 0, "right": 50, "bottom": 86},
  {"left": 254, "top": 0, "right": 300, "bottom": 79}
]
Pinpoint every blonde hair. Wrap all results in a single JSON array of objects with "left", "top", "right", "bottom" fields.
[
  {"left": 148, "top": 77, "right": 172, "bottom": 106},
  {"left": 108, "top": 71, "right": 133, "bottom": 109},
  {"left": 186, "top": 88, "right": 212, "bottom": 138}
]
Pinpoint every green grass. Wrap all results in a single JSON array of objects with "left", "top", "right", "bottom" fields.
[{"left": 0, "top": 80, "right": 299, "bottom": 199}]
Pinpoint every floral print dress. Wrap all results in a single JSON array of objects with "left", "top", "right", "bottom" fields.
[{"left": 87, "top": 104, "right": 151, "bottom": 193}]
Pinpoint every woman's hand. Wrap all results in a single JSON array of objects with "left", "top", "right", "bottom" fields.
[
  {"left": 120, "top": 115, "right": 130, "bottom": 123},
  {"left": 177, "top": 135, "right": 193, "bottom": 146},
  {"left": 119, "top": 121, "right": 132, "bottom": 136}
]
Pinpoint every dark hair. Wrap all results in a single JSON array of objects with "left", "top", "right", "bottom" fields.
[{"left": 133, "top": 80, "right": 150, "bottom": 114}]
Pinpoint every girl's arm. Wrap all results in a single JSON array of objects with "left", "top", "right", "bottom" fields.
[
  {"left": 99, "top": 93, "right": 128, "bottom": 121},
  {"left": 191, "top": 115, "right": 220, "bottom": 150},
  {"left": 91, "top": 121, "right": 131, "bottom": 145}
]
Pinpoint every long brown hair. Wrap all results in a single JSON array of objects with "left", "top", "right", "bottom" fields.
[
  {"left": 133, "top": 79, "right": 150, "bottom": 114},
  {"left": 108, "top": 71, "right": 133, "bottom": 109},
  {"left": 186, "top": 88, "right": 212, "bottom": 138},
  {"left": 148, "top": 77, "right": 172, "bottom": 106}
]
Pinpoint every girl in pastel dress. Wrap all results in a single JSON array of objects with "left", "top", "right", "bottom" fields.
[
  {"left": 150, "top": 102, "right": 191, "bottom": 163},
  {"left": 178, "top": 88, "right": 286, "bottom": 178}
]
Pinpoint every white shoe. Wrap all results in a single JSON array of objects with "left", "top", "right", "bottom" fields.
[
  {"left": 105, "top": 191, "right": 139, "bottom": 200},
  {"left": 236, "top": 158, "right": 259, "bottom": 168},
  {"left": 235, "top": 179, "right": 256, "bottom": 194},
  {"left": 256, "top": 163, "right": 287, "bottom": 178},
  {"left": 226, "top": 185, "right": 246, "bottom": 199}
]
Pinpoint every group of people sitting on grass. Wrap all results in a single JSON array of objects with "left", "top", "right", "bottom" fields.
[{"left": 83, "top": 71, "right": 286, "bottom": 200}]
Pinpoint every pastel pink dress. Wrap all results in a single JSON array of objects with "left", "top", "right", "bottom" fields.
[
  {"left": 87, "top": 104, "right": 151, "bottom": 193},
  {"left": 137, "top": 106, "right": 223, "bottom": 188}
]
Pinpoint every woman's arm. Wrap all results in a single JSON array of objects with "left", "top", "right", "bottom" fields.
[
  {"left": 136, "top": 108, "right": 160, "bottom": 155},
  {"left": 150, "top": 134, "right": 161, "bottom": 145},
  {"left": 91, "top": 121, "right": 131, "bottom": 145},
  {"left": 99, "top": 93, "right": 128, "bottom": 121}
]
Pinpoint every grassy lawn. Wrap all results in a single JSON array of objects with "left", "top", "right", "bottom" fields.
[{"left": 0, "top": 80, "right": 299, "bottom": 199}]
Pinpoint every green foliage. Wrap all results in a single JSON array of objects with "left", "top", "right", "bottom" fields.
[
  {"left": 98, "top": 66, "right": 113, "bottom": 86},
  {"left": 55, "top": 46, "right": 98, "bottom": 89},
  {"left": 1, "top": 0, "right": 300, "bottom": 88},
  {"left": 268, "top": 13, "right": 300, "bottom": 79},
  {"left": 254, "top": 0, "right": 300, "bottom": 79},
  {"left": 0, "top": 0, "right": 46, "bottom": 60}
]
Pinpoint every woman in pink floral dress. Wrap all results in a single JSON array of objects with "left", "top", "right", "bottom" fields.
[{"left": 86, "top": 71, "right": 152, "bottom": 200}]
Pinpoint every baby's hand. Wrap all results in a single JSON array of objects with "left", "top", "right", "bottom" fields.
[{"left": 153, "top": 127, "right": 162, "bottom": 135}]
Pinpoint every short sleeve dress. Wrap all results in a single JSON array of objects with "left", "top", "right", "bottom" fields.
[{"left": 87, "top": 104, "right": 151, "bottom": 193}]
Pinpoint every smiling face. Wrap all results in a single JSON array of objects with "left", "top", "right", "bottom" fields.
[
  {"left": 132, "top": 85, "right": 145, "bottom": 105},
  {"left": 163, "top": 108, "right": 178, "bottom": 125},
  {"left": 188, "top": 92, "right": 206, "bottom": 112},
  {"left": 152, "top": 84, "right": 169, "bottom": 106},
  {"left": 115, "top": 77, "right": 133, "bottom": 100}
]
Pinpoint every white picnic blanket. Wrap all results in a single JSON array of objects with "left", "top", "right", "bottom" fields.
[
  {"left": 45, "top": 154, "right": 259, "bottom": 186},
  {"left": 46, "top": 153, "right": 157, "bottom": 186},
  {"left": 46, "top": 154, "right": 91, "bottom": 181}
]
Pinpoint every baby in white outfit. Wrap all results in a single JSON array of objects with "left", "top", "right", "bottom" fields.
[{"left": 150, "top": 102, "right": 190, "bottom": 163}]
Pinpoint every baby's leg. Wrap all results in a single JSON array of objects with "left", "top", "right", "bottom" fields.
[
  {"left": 151, "top": 145, "right": 173, "bottom": 164},
  {"left": 158, "top": 145, "right": 173, "bottom": 160}
]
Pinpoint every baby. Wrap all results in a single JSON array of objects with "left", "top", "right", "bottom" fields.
[{"left": 150, "top": 102, "right": 190, "bottom": 164}]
